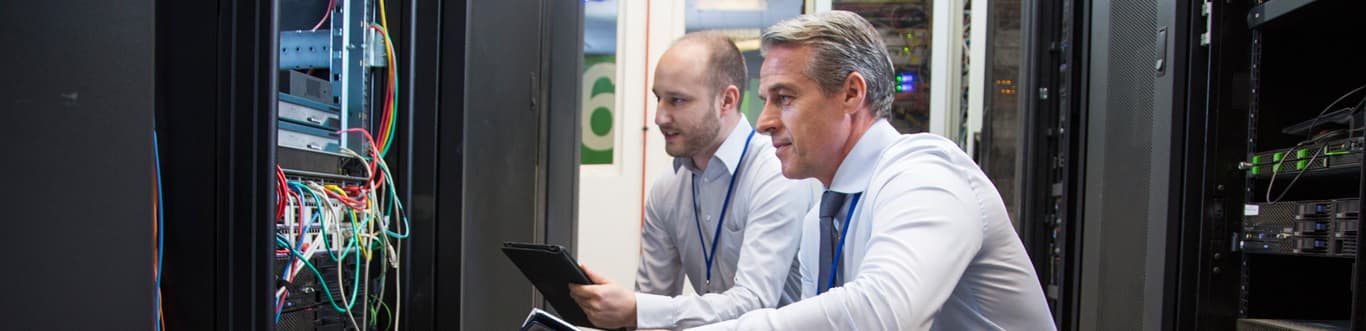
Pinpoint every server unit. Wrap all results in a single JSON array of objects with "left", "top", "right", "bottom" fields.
[{"left": 1241, "top": 200, "right": 1346, "bottom": 257}]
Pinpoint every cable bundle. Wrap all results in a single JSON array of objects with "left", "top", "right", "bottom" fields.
[
  {"left": 274, "top": 126, "right": 408, "bottom": 331},
  {"left": 274, "top": 2, "right": 403, "bottom": 329}
]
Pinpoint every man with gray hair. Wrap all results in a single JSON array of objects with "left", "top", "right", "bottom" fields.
[{"left": 692, "top": 11, "right": 1054, "bottom": 330}]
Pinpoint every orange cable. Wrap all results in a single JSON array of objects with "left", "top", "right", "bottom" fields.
[{"left": 639, "top": 0, "right": 652, "bottom": 230}]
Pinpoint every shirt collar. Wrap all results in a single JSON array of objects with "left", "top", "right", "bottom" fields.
[
  {"left": 673, "top": 114, "right": 754, "bottom": 174},
  {"left": 829, "top": 119, "right": 900, "bottom": 194}
]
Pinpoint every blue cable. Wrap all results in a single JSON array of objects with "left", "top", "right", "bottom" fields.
[
  {"left": 279, "top": 182, "right": 315, "bottom": 324},
  {"left": 154, "top": 131, "right": 165, "bottom": 331}
]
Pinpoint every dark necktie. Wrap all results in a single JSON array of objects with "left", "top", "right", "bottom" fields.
[{"left": 817, "top": 190, "right": 849, "bottom": 294}]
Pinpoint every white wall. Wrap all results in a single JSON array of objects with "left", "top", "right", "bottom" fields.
[
  {"left": 576, "top": 0, "right": 688, "bottom": 287},
  {"left": 930, "top": 0, "right": 965, "bottom": 139},
  {"left": 966, "top": 0, "right": 988, "bottom": 154}
]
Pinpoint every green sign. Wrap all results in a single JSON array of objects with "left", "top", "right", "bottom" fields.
[{"left": 582, "top": 55, "right": 616, "bottom": 165}]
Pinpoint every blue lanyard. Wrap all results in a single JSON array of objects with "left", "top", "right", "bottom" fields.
[
  {"left": 692, "top": 129, "right": 756, "bottom": 291},
  {"left": 823, "top": 193, "right": 862, "bottom": 293}
]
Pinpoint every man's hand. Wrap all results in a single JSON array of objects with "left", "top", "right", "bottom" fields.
[{"left": 568, "top": 264, "right": 638, "bottom": 329}]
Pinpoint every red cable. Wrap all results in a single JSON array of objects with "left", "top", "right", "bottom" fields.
[
  {"left": 367, "top": 24, "right": 396, "bottom": 153},
  {"left": 325, "top": 189, "right": 369, "bottom": 211},
  {"left": 309, "top": 0, "right": 335, "bottom": 31}
]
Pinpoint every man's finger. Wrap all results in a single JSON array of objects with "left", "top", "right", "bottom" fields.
[
  {"left": 568, "top": 284, "right": 593, "bottom": 301},
  {"left": 580, "top": 264, "right": 610, "bottom": 284}
]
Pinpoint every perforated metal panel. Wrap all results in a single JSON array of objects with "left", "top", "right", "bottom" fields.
[
  {"left": 1081, "top": 0, "right": 1167, "bottom": 329},
  {"left": 1246, "top": 202, "right": 1300, "bottom": 229}
]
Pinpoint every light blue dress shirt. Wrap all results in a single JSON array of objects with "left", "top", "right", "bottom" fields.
[{"left": 691, "top": 119, "right": 1055, "bottom": 330}]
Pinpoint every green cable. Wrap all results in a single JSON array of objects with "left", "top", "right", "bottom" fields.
[
  {"left": 377, "top": 162, "right": 410, "bottom": 238},
  {"left": 369, "top": 295, "right": 380, "bottom": 328},
  {"left": 343, "top": 229, "right": 363, "bottom": 314},
  {"left": 276, "top": 237, "right": 355, "bottom": 313},
  {"left": 381, "top": 297, "right": 394, "bottom": 331}
]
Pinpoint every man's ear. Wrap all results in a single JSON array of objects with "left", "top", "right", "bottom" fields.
[
  {"left": 841, "top": 72, "right": 867, "bottom": 115},
  {"left": 719, "top": 84, "right": 742, "bottom": 116}
]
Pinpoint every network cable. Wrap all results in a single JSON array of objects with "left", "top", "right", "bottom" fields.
[
  {"left": 1264, "top": 84, "right": 1366, "bottom": 203},
  {"left": 154, "top": 131, "right": 165, "bottom": 331}
]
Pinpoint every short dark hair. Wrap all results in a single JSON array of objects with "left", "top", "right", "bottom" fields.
[{"left": 677, "top": 32, "right": 748, "bottom": 101}]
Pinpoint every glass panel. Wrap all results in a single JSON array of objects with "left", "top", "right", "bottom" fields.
[
  {"left": 982, "top": 0, "right": 1023, "bottom": 224},
  {"left": 583, "top": 0, "right": 620, "bottom": 165},
  {"left": 684, "top": 0, "right": 805, "bottom": 127},
  {"left": 833, "top": 0, "right": 933, "bottom": 133}
]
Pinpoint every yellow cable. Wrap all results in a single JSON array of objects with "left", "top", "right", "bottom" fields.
[
  {"left": 380, "top": 31, "right": 397, "bottom": 146},
  {"left": 375, "top": 0, "right": 396, "bottom": 151},
  {"left": 378, "top": 0, "right": 389, "bottom": 32}
]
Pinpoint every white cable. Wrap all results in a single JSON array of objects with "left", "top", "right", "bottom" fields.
[{"left": 394, "top": 234, "right": 402, "bottom": 331}]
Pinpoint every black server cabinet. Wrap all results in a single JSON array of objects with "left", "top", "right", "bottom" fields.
[
  {"left": 1021, "top": 0, "right": 1198, "bottom": 329},
  {"left": 1173, "top": 0, "right": 1366, "bottom": 330},
  {"left": 1019, "top": 0, "right": 1089, "bottom": 328},
  {"left": 2, "top": 0, "right": 158, "bottom": 329},
  {"left": 424, "top": 0, "right": 583, "bottom": 329},
  {"left": 1073, "top": 0, "right": 1191, "bottom": 328},
  {"left": 1169, "top": 0, "right": 1252, "bottom": 329},
  {"left": 156, "top": 0, "right": 280, "bottom": 328}
]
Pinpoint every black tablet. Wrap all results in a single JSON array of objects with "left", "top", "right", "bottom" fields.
[{"left": 501, "top": 242, "right": 596, "bottom": 328}]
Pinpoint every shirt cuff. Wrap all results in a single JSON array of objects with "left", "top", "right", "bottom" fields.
[
  {"left": 685, "top": 319, "right": 737, "bottom": 331},
  {"left": 635, "top": 292, "right": 678, "bottom": 329}
]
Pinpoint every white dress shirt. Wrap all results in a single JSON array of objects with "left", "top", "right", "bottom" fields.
[
  {"left": 691, "top": 119, "right": 1054, "bottom": 330},
  {"left": 636, "top": 117, "right": 821, "bottom": 330}
]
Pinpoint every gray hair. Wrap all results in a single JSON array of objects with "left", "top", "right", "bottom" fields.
[{"left": 761, "top": 11, "right": 895, "bottom": 118}]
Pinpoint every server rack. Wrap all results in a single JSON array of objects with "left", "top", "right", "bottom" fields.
[
  {"left": 2, "top": 0, "right": 587, "bottom": 329},
  {"left": 1174, "top": 0, "right": 1366, "bottom": 329},
  {"left": 1019, "top": 0, "right": 1090, "bottom": 328}
]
